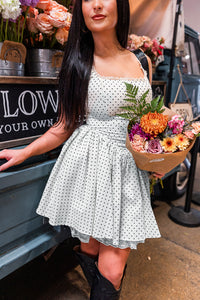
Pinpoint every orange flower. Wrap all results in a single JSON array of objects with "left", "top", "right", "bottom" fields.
[
  {"left": 161, "top": 137, "right": 177, "bottom": 153},
  {"left": 174, "top": 134, "right": 190, "bottom": 150},
  {"left": 36, "top": 0, "right": 50, "bottom": 10},
  {"left": 130, "top": 134, "right": 145, "bottom": 152},
  {"left": 140, "top": 112, "right": 168, "bottom": 137},
  {"left": 27, "top": 17, "right": 39, "bottom": 33},
  {"left": 35, "top": 13, "right": 54, "bottom": 35},
  {"left": 45, "top": 1, "right": 68, "bottom": 13},
  {"left": 192, "top": 122, "right": 200, "bottom": 134},
  {"left": 48, "top": 9, "right": 72, "bottom": 28},
  {"left": 55, "top": 27, "right": 69, "bottom": 45}
]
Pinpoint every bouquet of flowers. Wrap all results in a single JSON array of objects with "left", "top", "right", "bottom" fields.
[
  {"left": 0, "top": 0, "right": 27, "bottom": 43},
  {"left": 127, "top": 34, "right": 165, "bottom": 66},
  {"left": 23, "top": 0, "right": 72, "bottom": 49},
  {"left": 119, "top": 83, "right": 200, "bottom": 174}
]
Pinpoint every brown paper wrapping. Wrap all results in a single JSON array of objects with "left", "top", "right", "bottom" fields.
[{"left": 126, "top": 133, "right": 196, "bottom": 174}]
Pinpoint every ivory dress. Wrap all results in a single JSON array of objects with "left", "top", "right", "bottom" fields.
[{"left": 36, "top": 62, "right": 161, "bottom": 249}]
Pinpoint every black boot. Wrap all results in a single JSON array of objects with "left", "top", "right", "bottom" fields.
[
  {"left": 90, "top": 264, "right": 127, "bottom": 300},
  {"left": 73, "top": 245, "right": 97, "bottom": 287}
]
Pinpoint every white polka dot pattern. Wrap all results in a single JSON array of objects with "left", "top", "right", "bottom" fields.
[{"left": 36, "top": 62, "right": 161, "bottom": 249}]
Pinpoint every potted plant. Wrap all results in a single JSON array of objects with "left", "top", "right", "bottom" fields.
[
  {"left": 24, "top": 0, "right": 72, "bottom": 77},
  {"left": 0, "top": 0, "right": 29, "bottom": 75}
]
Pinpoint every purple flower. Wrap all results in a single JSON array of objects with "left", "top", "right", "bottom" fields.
[
  {"left": 147, "top": 139, "right": 163, "bottom": 154},
  {"left": 129, "top": 123, "right": 151, "bottom": 141},
  {"left": 20, "top": 0, "right": 39, "bottom": 7}
]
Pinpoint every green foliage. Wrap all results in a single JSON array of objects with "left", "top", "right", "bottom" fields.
[{"left": 117, "top": 82, "right": 165, "bottom": 121}]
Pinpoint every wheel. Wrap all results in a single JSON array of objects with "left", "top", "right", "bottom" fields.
[{"left": 158, "top": 154, "right": 191, "bottom": 201}]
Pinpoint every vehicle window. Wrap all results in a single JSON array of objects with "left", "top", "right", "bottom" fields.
[
  {"left": 189, "top": 41, "right": 200, "bottom": 75},
  {"left": 182, "top": 37, "right": 200, "bottom": 75},
  {"left": 182, "top": 42, "right": 192, "bottom": 74}
]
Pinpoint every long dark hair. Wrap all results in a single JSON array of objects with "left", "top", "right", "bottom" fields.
[{"left": 58, "top": 0, "right": 130, "bottom": 130}]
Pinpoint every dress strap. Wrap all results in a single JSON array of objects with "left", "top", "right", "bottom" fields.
[{"left": 132, "top": 49, "right": 149, "bottom": 81}]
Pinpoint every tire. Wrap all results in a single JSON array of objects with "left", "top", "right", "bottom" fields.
[{"left": 160, "top": 154, "right": 191, "bottom": 200}]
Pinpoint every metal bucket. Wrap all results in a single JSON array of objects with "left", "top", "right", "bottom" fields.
[
  {"left": 26, "top": 49, "right": 64, "bottom": 77},
  {"left": 0, "top": 45, "right": 25, "bottom": 76}
]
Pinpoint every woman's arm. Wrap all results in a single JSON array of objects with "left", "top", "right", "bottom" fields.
[{"left": 0, "top": 120, "right": 72, "bottom": 171}]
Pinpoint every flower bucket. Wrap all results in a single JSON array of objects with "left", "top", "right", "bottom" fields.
[
  {"left": 126, "top": 133, "right": 196, "bottom": 174},
  {"left": 26, "top": 49, "right": 64, "bottom": 77},
  {"left": 0, "top": 59, "right": 24, "bottom": 76},
  {"left": 0, "top": 44, "right": 25, "bottom": 76}
]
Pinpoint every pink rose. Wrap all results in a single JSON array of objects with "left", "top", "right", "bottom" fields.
[
  {"left": 55, "top": 27, "right": 69, "bottom": 45},
  {"left": 130, "top": 134, "right": 145, "bottom": 152},
  {"left": 147, "top": 139, "right": 163, "bottom": 154},
  {"left": 192, "top": 122, "right": 200, "bottom": 134},
  {"left": 35, "top": 13, "right": 54, "bottom": 34},
  {"left": 27, "top": 17, "right": 38, "bottom": 33},
  {"left": 184, "top": 131, "right": 194, "bottom": 139},
  {"left": 48, "top": 9, "right": 72, "bottom": 28},
  {"left": 36, "top": 0, "right": 50, "bottom": 10}
]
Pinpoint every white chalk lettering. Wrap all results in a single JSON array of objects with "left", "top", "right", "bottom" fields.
[
  {"left": 0, "top": 122, "right": 29, "bottom": 134},
  {"left": 0, "top": 125, "right": 3, "bottom": 134},
  {"left": 36, "top": 90, "right": 59, "bottom": 113},
  {"left": 31, "top": 121, "right": 37, "bottom": 129},
  {"left": 21, "top": 122, "right": 29, "bottom": 131},
  {"left": 37, "top": 119, "right": 47, "bottom": 128},
  {"left": 47, "top": 119, "right": 54, "bottom": 126},
  {"left": 1, "top": 91, "right": 19, "bottom": 117},
  {"left": 4, "top": 124, "right": 12, "bottom": 133},
  {"left": 18, "top": 91, "right": 38, "bottom": 116},
  {"left": 12, "top": 123, "right": 21, "bottom": 132}
]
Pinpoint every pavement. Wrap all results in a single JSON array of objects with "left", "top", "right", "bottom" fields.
[{"left": 0, "top": 155, "right": 200, "bottom": 300}]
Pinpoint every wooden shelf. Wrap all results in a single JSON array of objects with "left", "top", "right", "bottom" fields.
[{"left": 0, "top": 76, "right": 59, "bottom": 85}]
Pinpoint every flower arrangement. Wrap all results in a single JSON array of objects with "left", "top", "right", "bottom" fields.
[
  {"left": 0, "top": 0, "right": 72, "bottom": 49},
  {"left": 23, "top": 0, "right": 72, "bottom": 49},
  {"left": 127, "top": 34, "right": 165, "bottom": 66},
  {"left": 0, "top": 0, "right": 26, "bottom": 43},
  {"left": 119, "top": 83, "right": 200, "bottom": 175}
]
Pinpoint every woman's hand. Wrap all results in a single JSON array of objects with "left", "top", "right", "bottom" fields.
[
  {"left": 151, "top": 172, "right": 165, "bottom": 179},
  {"left": 0, "top": 148, "right": 28, "bottom": 172}
]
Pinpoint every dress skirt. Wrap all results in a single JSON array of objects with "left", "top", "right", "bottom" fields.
[{"left": 36, "top": 117, "right": 161, "bottom": 250}]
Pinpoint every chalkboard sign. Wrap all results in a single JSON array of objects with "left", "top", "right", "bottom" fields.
[{"left": 0, "top": 77, "right": 59, "bottom": 149}]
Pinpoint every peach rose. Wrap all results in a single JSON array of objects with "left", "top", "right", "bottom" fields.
[
  {"left": 183, "top": 131, "right": 195, "bottom": 140},
  {"left": 28, "top": 7, "right": 39, "bottom": 18},
  {"left": 130, "top": 134, "right": 145, "bottom": 152},
  {"left": 55, "top": 27, "right": 69, "bottom": 45},
  {"left": 27, "top": 17, "right": 39, "bottom": 33},
  {"left": 48, "top": 10, "right": 72, "bottom": 28},
  {"left": 192, "top": 122, "right": 200, "bottom": 134},
  {"left": 36, "top": 0, "right": 50, "bottom": 10},
  {"left": 35, "top": 13, "right": 54, "bottom": 34},
  {"left": 45, "top": 1, "right": 68, "bottom": 13}
]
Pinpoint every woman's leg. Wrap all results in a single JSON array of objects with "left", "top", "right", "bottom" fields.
[
  {"left": 74, "top": 237, "right": 100, "bottom": 287},
  {"left": 80, "top": 237, "right": 100, "bottom": 258},
  {"left": 98, "top": 244, "right": 131, "bottom": 290}
]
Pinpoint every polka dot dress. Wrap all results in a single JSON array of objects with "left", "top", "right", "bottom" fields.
[{"left": 36, "top": 62, "right": 161, "bottom": 250}]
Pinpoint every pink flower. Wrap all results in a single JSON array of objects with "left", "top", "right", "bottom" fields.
[
  {"left": 36, "top": 0, "right": 50, "bottom": 10},
  {"left": 35, "top": 13, "right": 54, "bottom": 34},
  {"left": 168, "top": 114, "right": 185, "bottom": 134},
  {"left": 147, "top": 139, "right": 163, "bottom": 154},
  {"left": 130, "top": 135, "right": 145, "bottom": 152},
  {"left": 48, "top": 9, "right": 72, "bottom": 28},
  {"left": 192, "top": 122, "right": 200, "bottom": 134},
  {"left": 27, "top": 17, "right": 38, "bottom": 33},
  {"left": 55, "top": 26, "right": 69, "bottom": 45},
  {"left": 184, "top": 131, "right": 195, "bottom": 140}
]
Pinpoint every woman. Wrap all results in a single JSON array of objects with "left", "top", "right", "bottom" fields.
[{"left": 0, "top": 0, "right": 164, "bottom": 299}]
